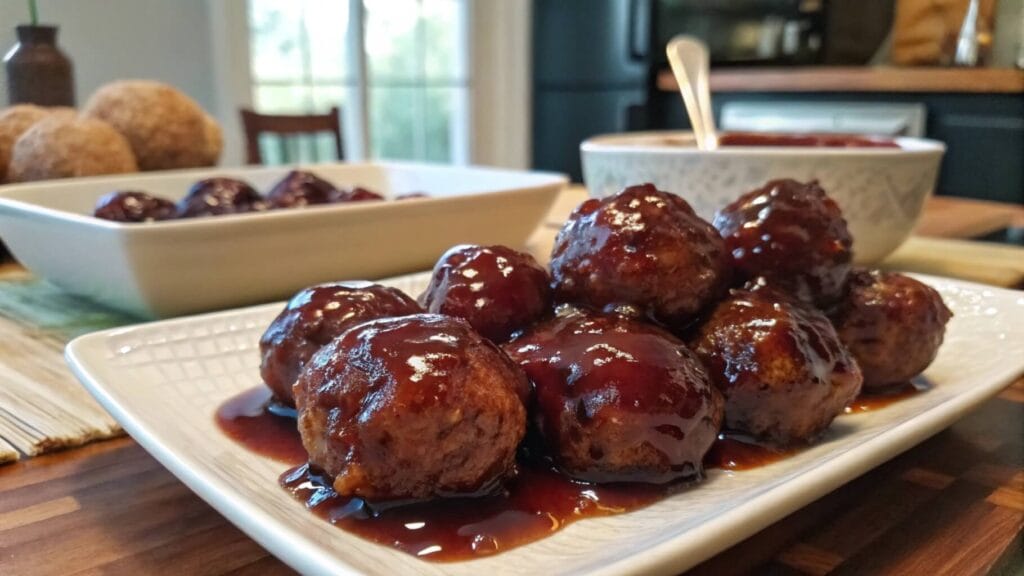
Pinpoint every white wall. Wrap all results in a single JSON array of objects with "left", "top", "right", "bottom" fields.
[
  {"left": 0, "top": 0, "right": 251, "bottom": 164},
  {"left": 0, "top": 0, "right": 532, "bottom": 168},
  {"left": 1, "top": 0, "right": 216, "bottom": 110}
]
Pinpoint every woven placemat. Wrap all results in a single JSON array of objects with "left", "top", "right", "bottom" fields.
[{"left": 0, "top": 264, "right": 138, "bottom": 463}]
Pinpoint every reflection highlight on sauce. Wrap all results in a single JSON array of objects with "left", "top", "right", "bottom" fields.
[{"left": 215, "top": 380, "right": 924, "bottom": 562}]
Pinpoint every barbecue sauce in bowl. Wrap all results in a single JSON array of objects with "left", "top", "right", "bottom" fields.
[{"left": 717, "top": 132, "right": 900, "bottom": 149}]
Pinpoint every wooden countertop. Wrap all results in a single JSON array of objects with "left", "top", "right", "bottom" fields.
[
  {"left": 2, "top": 377, "right": 1020, "bottom": 576},
  {"left": 0, "top": 191, "right": 1022, "bottom": 575},
  {"left": 656, "top": 66, "right": 1024, "bottom": 94}
]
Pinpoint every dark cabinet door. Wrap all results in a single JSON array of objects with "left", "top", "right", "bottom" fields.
[
  {"left": 533, "top": 88, "right": 647, "bottom": 181},
  {"left": 931, "top": 112, "right": 1024, "bottom": 205},
  {"left": 533, "top": 0, "right": 651, "bottom": 88}
]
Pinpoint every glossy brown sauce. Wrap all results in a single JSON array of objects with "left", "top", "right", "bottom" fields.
[
  {"left": 280, "top": 461, "right": 669, "bottom": 561},
  {"left": 718, "top": 131, "right": 900, "bottom": 148},
  {"left": 705, "top": 433, "right": 796, "bottom": 471},
  {"left": 215, "top": 387, "right": 305, "bottom": 465},
  {"left": 215, "top": 381, "right": 921, "bottom": 561},
  {"left": 844, "top": 380, "right": 928, "bottom": 414}
]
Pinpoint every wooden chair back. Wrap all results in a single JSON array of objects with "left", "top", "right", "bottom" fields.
[{"left": 240, "top": 106, "right": 344, "bottom": 165}]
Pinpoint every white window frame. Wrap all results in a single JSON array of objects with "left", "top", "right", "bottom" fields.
[
  {"left": 468, "top": 0, "right": 531, "bottom": 169},
  {"left": 206, "top": 0, "right": 530, "bottom": 169}
]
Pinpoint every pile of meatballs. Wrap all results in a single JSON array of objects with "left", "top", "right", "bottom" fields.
[
  {"left": 257, "top": 178, "right": 952, "bottom": 502},
  {"left": 92, "top": 169, "right": 424, "bottom": 223}
]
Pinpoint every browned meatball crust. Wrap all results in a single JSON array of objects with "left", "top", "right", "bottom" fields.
[
  {"left": 832, "top": 270, "right": 952, "bottom": 389},
  {"left": 421, "top": 244, "right": 551, "bottom": 342},
  {"left": 259, "top": 282, "right": 422, "bottom": 406},
  {"left": 549, "top": 183, "right": 730, "bottom": 330},
  {"left": 177, "top": 177, "right": 266, "bottom": 218},
  {"left": 93, "top": 191, "right": 176, "bottom": 223},
  {"left": 505, "top": 306, "right": 724, "bottom": 484},
  {"left": 266, "top": 170, "right": 338, "bottom": 209},
  {"left": 294, "top": 314, "right": 529, "bottom": 500},
  {"left": 692, "top": 287, "right": 863, "bottom": 445},
  {"left": 714, "top": 179, "right": 854, "bottom": 308}
]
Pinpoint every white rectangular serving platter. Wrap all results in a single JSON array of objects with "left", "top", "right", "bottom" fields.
[
  {"left": 0, "top": 162, "right": 566, "bottom": 318},
  {"left": 65, "top": 272, "right": 1024, "bottom": 576}
]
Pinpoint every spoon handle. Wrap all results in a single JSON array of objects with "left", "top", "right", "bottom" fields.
[{"left": 666, "top": 36, "right": 718, "bottom": 150}]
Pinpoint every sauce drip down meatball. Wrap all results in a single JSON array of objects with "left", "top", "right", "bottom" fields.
[
  {"left": 550, "top": 183, "right": 730, "bottom": 330},
  {"left": 259, "top": 282, "right": 422, "bottom": 406},
  {"left": 421, "top": 244, "right": 551, "bottom": 342},
  {"left": 691, "top": 287, "right": 863, "bottom": 445},
  {"left": 714, "top": 179, "right": 853, "bottom": 308},
  {"left": 266, "top": 170, "right": 338, "bottom": 209},
  {"left": 93, "top": 191, "right": 176, "bottom": 222},
  {"left": 831, "top": 269, "right": 951, "bottom": 389},
  {"left": 177, "top": 177, "right": 266, "bottom": 217},
  {"left": 294, "top": 314, "right": 529, "bottom": 500},
  {"left": 504, "top": 307, "right": 723, "bottom": 484}
]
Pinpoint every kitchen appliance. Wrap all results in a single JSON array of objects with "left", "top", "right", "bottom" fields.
[
  {"left": 530, "top": 0, "right": 885, "bottom": 181},
  {"left": 653, "top": 0, "right": 826, "bottom": 67}
]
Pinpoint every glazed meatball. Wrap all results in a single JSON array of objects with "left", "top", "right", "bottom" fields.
[
  {"left": 832, "top": 269, "right": 951, "bottom": 389},
  {"left": 294, "top": 314, "right": 528, "bottom": 500},
  {"left": 266, "top": 170, "right": 338, "bottom": 209},
  {"left": 177, "top": 177, "right": 266, "bottom": 217},
  {"left": 93, "top": 191, "right": 176, "bottom": 223},
  {"left": 714, "top": 179, "right": 853, "bottom": 308},
  {"left": 691, "top": 287, "right": 863, "bottom": 445},
  {"left": 421, "top": 244, "right": 551, "bottom": 342},
  {"left": 550, "top": 183, "right": 729, "bottom": 330},
  {"left": 259, "top": 281, "right": 423, "bottom": 406},
  {"left": 334, "top": 186, "right": 384, "bottom": 203},
  {"left": 504, "top": 307, "right": 723, "bottom": 484}
]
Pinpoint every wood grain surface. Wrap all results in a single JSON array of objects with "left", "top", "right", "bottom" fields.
[{"left": 0, "top": 377, "right": 1019, "bottom": 575}]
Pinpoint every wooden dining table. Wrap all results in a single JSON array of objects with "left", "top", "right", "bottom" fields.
[{"left": 0, "top": 188, "right": 1022, "bottom": 575}]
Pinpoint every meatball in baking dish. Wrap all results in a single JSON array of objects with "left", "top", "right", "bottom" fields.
[
  {"left": 265, "top": 170, "right": 338, "bottom": 209},
  {"left": 293, "top": 314, "right": 528, "bottom": 500},
  {"left": 177, "top": 177, "right": 267, "bottom": 217},
  {"left": 93, "top": 191, "right": 176, "bottom": 222}
]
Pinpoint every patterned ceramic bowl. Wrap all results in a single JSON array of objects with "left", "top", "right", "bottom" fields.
[{"left": 581, "top": 131, "right": 945, "bottom": 264}]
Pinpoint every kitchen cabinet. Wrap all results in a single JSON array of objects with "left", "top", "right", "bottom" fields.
[{"left": 532, "top": 0, "right": 652, "bottom": 181}]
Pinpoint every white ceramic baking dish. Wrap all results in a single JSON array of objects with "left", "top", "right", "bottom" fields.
[{"left": 0, "top": 162, "right": 566, "bottom": 318}]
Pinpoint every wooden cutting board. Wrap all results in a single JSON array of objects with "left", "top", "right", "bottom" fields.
[{"left": 883, "top": 236, "right": 1024, "bottom": 288}]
